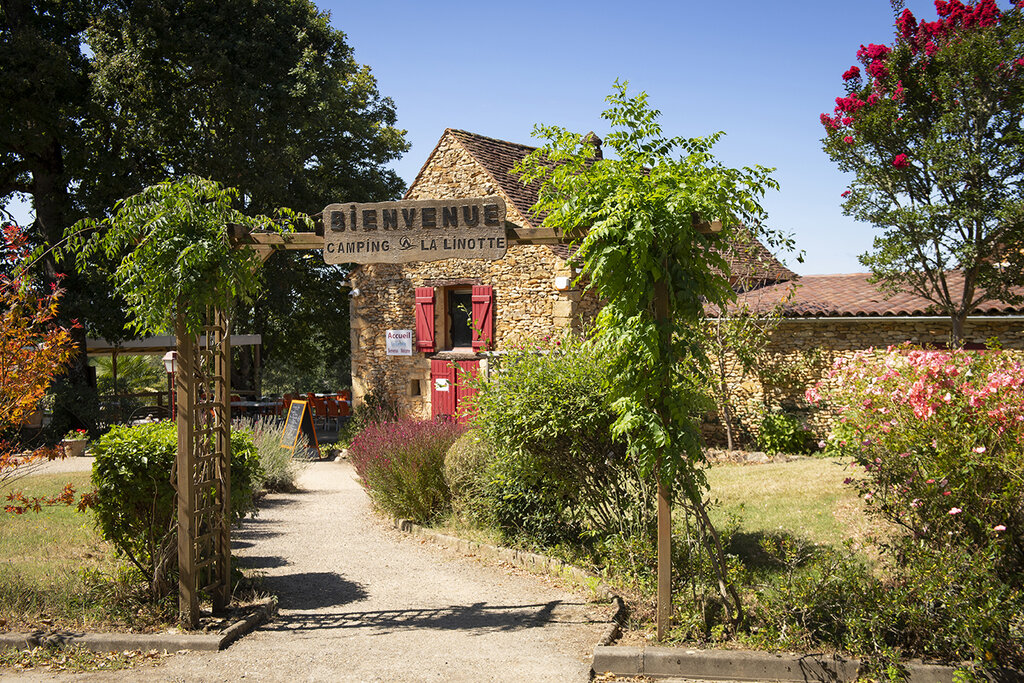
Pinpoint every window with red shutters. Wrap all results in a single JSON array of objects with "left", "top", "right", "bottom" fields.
[
  {"left": 471, "top": 285, "right": 494, "bottom": 351},
  {"left": 414, "top": 287, "right": 435, "bottom": 353}
]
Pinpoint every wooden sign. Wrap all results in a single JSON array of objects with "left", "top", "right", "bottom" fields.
[
  {"left": 280, "top": 400, "right": 319, "bottom": 458},
  {"left": 322, "top": 197, "right": 507, "bottom": 264}
]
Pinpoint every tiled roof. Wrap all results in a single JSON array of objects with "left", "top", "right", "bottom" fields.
[
  {"left": 426, "top": 128, "right": 796, "bottom": 284},
  {"left": 719, "top": 228, "right": 797, "bottom": 285},
  {"left": 722, "top": 272, "right": 1024, "bottom": 317},
  {"left": 446, "top": 129, "right": 548, "bottom": 228}
]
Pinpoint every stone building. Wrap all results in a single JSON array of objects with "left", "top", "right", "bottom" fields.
[{"left": 348, "top": 129, "right": 793, "bottom": 419}]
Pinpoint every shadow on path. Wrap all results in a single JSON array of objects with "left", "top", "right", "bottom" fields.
[
  {"left": 235, "top": 554, "right": 289, "bottom": 570},
  {"left": 265, "top": 600, "right": 602, "bottom": 635},
  {"left": 263, "top": 571, "right": 370, "bottom": 610}
]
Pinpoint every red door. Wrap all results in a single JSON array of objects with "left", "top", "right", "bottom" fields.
[
  {"left": 430, "top": 359, "right": 480, "bottom": 422},
  {"left": 430, "top": 359, "right": 457, "bottom": 420}
]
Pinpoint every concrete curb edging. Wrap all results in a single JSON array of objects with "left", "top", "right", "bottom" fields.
[
  {"left": 591, "top": 645, "right": 1017, "bottom": 682},
  {"left": 0, "top": 597, "right": 277, "bottom": 654},
  {"left": 393, "top": 518, "right": 627, "bottom": 644}
]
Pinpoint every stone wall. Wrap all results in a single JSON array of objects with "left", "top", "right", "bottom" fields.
[
  {"left": 349, "top": 131, "right": 599, "bottom": 419},
  {"left": 706, "top": 316, "right": 1024, "bottom": 447}
]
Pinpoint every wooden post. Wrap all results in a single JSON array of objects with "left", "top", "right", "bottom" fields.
[
  {"left": 657, "top": 471, "right": 671, "bottom": 640},
  {"left": 175, "top": 313, "right": 199, "bottom": 627},
  {"left": 213, "top": 309, "right": 232, "bottom": 611},
  {"left": 654, "top": 280, "right": 672, "bottom": 641}
]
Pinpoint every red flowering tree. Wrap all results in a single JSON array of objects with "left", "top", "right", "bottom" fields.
[
  {"left": 822, "top": 0, "right": 1024, "bottom": 341},
  {"left": 0, "top": 223, "right": 79, "bottom": 512}
]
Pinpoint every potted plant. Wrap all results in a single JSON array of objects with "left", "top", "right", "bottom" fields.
[{"left": 61, "top": 428, "right": 89, "bottom": 457}]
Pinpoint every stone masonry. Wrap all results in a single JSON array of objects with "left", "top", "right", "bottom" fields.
[{"left": 349, "top": 131, "right": 598, "bottom": 418}]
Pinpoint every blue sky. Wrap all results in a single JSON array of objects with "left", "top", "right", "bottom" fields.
[{"left": 321, "top": 0, "right": 949, "bottom": 275}]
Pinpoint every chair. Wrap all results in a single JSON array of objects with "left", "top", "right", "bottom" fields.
[
  {"left": 309, "top": 395, "right": 328, "bottom": 429},
  {"left": 336, "top": 391, "right": 352, "bottom": 417},
  {"left": 325, "top": 399, "right": 342, "bottom": 431}
]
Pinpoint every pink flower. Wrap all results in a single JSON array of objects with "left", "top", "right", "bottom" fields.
[
  {"left": 844, "top": 136, "right": 854, "bottom": 144},
  {"left": 857, "top": 43, "right": 892, "bottom": 62},
  {"left": 911, "top": 498, "right": 923, "bottom": 508},
  {"left": 948, "top": 507, "right": 962, "bottom": 515},
  {"left": 842, "top": 66, "right": 861, "bottom": 81},
  {"left": 897, "top": 8, "right": 918, "bottom": 42},
  {"left": 973, "top": 445, "right": 986, "bottom": 453},
  {"left": 841, "top": 190, "right": 851, "bottom": 198},
  {"left": 993, "top": 524, "right": 1006, "bottom": 532},
  {"left": 893, "top": 154, "right": 910, "bottom": 168}
]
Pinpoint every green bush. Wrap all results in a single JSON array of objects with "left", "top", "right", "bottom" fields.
[
  {"left": 443, "top": 429, "right": 493, "bottom": 523},
  {"left": 804, "top": 346, "right": 1024, "bottom": 673},
  {"left": 348, "top": 418, "right": 464, "bottom": 522},
  {"left": 237, "top": 416, "right": 306, "bottom": 491},
  {"left": 90, "top": 421, "right": 262, "bottom": 600},
  {"left": 757, "top": 411, "right": 812, "bottom": 455},
  {"left": 466, "top": 334, "right": 656, "bottom": 545}
]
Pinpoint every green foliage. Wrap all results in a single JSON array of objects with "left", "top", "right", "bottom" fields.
[
  {"left": 757, "top": 411, "right": 812, "bottom": 455},
  {"left": 89, "top": 421, "right": 261, "bottom": 599},
  {"left": 91, "top": 354, "right": 164, "bottom": 396},
  {"left": 480, "top": 448, "right": 582, "bottom": 547},
  {"left": 237, "top": 416, "right": 306, "bottom": 492},
  {"left": 65, "top": 176, "right": 283, "bottom": 338},
  {"left": 3, "top": 0, "right": 409, "bottom": 393},
  {"left": 466, "top": 334, "right": 656, "bottom": 543},
  {"left": 822, "top": 2, "right": 1024, "bottom": 339},
  {"left": 442, "top": 429, "right": 493, "bottom": 524},
  {"left": 348, "top": 419, "right": 464, "bottom": 522},
  {"left": 515, "top": 83, "right": 785, "bottom": 486},
  {"left": 515, "top": 81, "right": 789, "bottom": 626},
  {"left": 810, "top": 345, "right": 1024, "bottom": 671}
]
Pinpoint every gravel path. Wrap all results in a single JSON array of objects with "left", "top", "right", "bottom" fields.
[{"left": 22, "top": 460, "right": 608, "bottom": 682}]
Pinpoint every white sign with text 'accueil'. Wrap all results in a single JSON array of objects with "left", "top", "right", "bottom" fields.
[{"left": 386, "top": 329, "right": 413, "bottom": 356}]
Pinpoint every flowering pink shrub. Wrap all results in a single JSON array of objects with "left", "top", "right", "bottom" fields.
[
  {"left": 809, "top": 344, "right": 1023, "bottom": 578},
  {"left": 349, "top": 418, "right": 465, "bottom": 522}
]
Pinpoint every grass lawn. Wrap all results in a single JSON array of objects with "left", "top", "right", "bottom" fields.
[
  {"left": 704, "top": 456, "right": 871, "bottom": 549},
  {"left": 0, "top": 470, "right": 166, "bottom": 632},
  {"left": 1, "top": 472, "right": 111, "bottom": 580}
]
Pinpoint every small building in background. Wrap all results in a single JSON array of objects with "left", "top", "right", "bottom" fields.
[{"left": 348, "top": 129, "right": 794, "bottom": 420}]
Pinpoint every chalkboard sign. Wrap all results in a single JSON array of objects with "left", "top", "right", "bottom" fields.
[{"left": 280, "top": 400, "right": 319, "bottom": 458}]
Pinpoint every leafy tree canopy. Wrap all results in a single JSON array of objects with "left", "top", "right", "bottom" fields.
[
  {"left": 2, "top": 0, "right": 408, "bottom": 387},
  {"left": 516, "top": 82, "right": 781, "bottom": 485},
  {"left": 822, "top": 0, "right": 1024, "bottom": 341}
]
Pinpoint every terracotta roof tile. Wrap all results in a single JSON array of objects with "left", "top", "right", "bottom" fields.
[
  {"left": 723, "top": 272, "right": 1024, "bottom": 317},
  {"left": 446, "top": 129, "right": 548, "bottom": 228}
]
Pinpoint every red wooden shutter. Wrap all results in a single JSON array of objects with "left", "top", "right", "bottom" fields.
[
  {"left": 415, "top": 287, "right": 435, "bottom": 353},
  {"left": 471, "top": 285, "right": 494, "bottom": 351}
]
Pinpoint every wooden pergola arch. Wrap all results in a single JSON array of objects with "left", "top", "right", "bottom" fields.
[{"left": 173, "top": 221, "right": 563, "bottom": 626}]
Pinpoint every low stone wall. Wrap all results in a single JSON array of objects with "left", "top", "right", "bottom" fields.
[{"left": 705, "top": 316, "right": 1024, "bottom": 447}]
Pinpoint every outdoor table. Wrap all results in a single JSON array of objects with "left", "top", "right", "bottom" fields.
[{"left": 230, "top": 401, "right": 280, "bottom": 417}]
